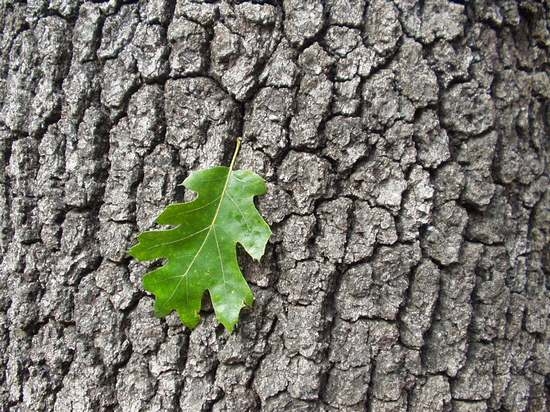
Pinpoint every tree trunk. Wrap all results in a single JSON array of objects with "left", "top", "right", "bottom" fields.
[{"left": 1, "top": 0, "right": 549, "bottom": 411}]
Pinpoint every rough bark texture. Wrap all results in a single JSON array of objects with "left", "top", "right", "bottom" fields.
[{"left": 1, "top": 0, "right": 549, "bottom": 411}]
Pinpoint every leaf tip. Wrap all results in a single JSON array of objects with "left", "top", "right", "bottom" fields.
[{"left": 127, "top": 243, "right": 139, "bottom": 259}]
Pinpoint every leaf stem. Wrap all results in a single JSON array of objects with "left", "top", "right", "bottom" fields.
[{"left": 229, "top": 137, "right": 242, "bottom": 171}]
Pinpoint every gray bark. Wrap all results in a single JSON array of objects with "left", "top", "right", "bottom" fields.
[{"left": 0, "top": 0, "right": 549, "bottom": 411}]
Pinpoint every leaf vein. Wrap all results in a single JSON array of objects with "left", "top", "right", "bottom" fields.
[
  {"left": 167, "top": 195, "right": 221, "bottom": 217},
  {"left": 227, "top": 192, "right": 252, "bottom": 232},
  {"left": 141, "top": 226, "right": 209, "bottom": 250}
]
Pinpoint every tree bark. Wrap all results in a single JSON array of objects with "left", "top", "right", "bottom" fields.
[{"left": 1, "top": 0, "right": 549, "bottom": 411}]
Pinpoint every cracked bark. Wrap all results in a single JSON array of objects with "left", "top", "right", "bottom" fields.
[{"left": 1, "top": 0, "right": 549, "bottom": 411}]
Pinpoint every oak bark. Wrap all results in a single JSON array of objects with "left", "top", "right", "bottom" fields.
[{"left": 0, "top": 0, "right": 549, "bottom": 411}]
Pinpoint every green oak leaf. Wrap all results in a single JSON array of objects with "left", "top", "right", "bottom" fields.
[{"left": 129, "top": 139, "right": 271, "bottom": 332}]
